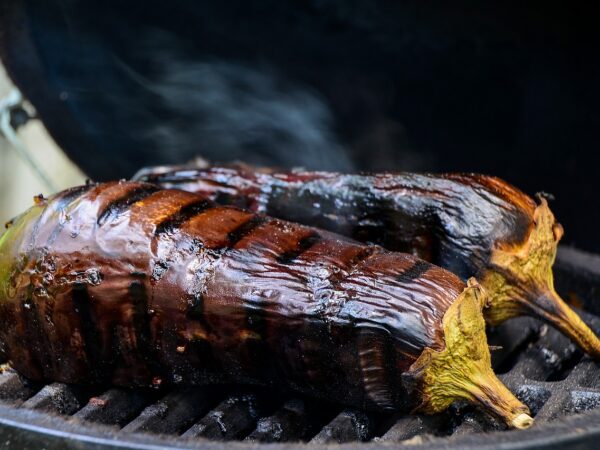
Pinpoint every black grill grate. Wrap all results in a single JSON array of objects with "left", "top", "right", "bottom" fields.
[{"left": 0, "top": 246, "right": 599, "bottom": 449}]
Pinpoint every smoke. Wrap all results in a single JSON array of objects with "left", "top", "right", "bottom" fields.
[{"left": 115, "top": 38, "right": 353, "bottom": 171}]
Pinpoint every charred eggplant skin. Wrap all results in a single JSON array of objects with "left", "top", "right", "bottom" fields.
[
  {"left": 136, "top": 165, "right": 600, "bottom": 359},
  {"left": 0, "top": 182, "right": 467, "bottom": 412},
  {"left": 135, "top": 167, "right": 535, "bottom": 280}
]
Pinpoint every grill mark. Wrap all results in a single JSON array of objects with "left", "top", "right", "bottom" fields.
[
  {"left": 329, "top": 247, "right": 378, "bottom": 289},
  {"left": 213, "top": 191, "right": 248, "bottom": 209},
  {"left": 323, "top": 247, "right": 379, "bottom": 318},
  {"left": 97, "top": 186, "right": 160, "bottom": 226},
  {"left": 57, "top": 184, "right": 95, "bottom": 207},
  {"left": 154, "top": 199, "right": 213, "bottom": 236},
  {"left": 396, "top": 260, "right": 431, "bottom": 284},
  {"left": 227, "top": 215, "right": 268, "bottom": 247},
  {"left": 128, "top": 279, "right": 160, "bottom": 377},
  {"left": 72, "top": 283, "right": 105, "bottom": 382},
  {"left": 276, "top": 232, "right": 322, "bottom": 265}
]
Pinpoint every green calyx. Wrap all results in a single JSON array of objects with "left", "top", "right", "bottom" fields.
[
  {"left": 481, "top": 197, "right": 600, "bottom": 359},
  {"left": 406, "top": 279, "right": 532, "bottom": 429}
]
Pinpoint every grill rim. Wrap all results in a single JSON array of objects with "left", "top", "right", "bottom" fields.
[{"left": 1, "top": 402, "right": 600, "bottom": 450}]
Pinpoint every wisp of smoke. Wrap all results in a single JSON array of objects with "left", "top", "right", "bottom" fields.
[{"left": 116, "top": 36, "right": 353, "bottom": 171}]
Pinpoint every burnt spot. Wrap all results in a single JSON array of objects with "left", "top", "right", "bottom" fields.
[
  {"left": 130, "top": 271, "right": 147, "bottom": 278},
  {"left": 97, "top": 186, "right": 160, "bottom": 226},
  {"left": 396, "top": 260, "right": 431, "bottom": 284},
  {"left": 227, "top": 215, "right": 267, "bottom": 247},
  {"left": 59, "top": 184, "right": 95, "bottom": 205},
  {"left": 276, "top": 233, "right": 322, "bottom": 265},
  {"left": 72, "top": 283, "right": 105, "bottom": 382},
  {"left": 154, "top": 199, "right": 213, "bottom": 236},
  {"left": 214, "top": 191, "right": 248, "bottom": 209},
  {"left": 151, "top": 260, "right": 170, "bottom": 282}
]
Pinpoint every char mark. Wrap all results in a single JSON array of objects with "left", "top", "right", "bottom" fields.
[
  {"left": 72, "top": 283, "right": 106, "bottom": 382},
  {"left": 214, "top": 191, "right": 248, "bottom": 209},
  {"left": 276, "top": 232, "right": 321, "bottom": 265},
  {"left": 329, "top": 247, "right": 378, "bottom": 291},
  {"left": 140, "top": 170, "right": 202, "bottom": 184},
  {"left": 154, "top": 199, "right": 213, "bottom": 236},
  {"left": 227, "top": 215, "right": 268, "bottom": 247},
  {"left": 58, "top": 184, "right": 95, "bottom": 206},
  {"left": 129, "top": 280, "right": 161, "bottom": 376},
  {"left": 396, "top": 260, "right": 431, "bottom": 284},
  {"left": 97, "top": 186, "right": 160, "bottom": 226}
]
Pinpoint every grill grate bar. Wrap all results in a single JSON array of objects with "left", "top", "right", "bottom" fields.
[
  {"left": 121, "top": 387, "right": 220, "bottom": 435},
  {"left": 451, "top": 411, "right": 500, "bottom": 436},
  {"left": 310, "top": 409, "right": 375, "bottom": 444},
  {"left": 567, "top": 359, "right": 600, "bottom": 387},
  {"left": 73, "top": 388, "right": 159, "bottom": 427},
  {"left": 0, "top": 370, "right": 39, "bottom": 403},
  {"left": 379, "top": 414, "right": 443, "bottom": 442},
  {"left": 245, "top": 398, "right": 337, "bottom": 443},
  {"left": 489, "top": 318, "right": 541, "bottom": 374},
  {"left": 181, "top": 391, "right": 274, "bottom": 441},
  {"left": 20, "top": 382, "right": 91, "bottom": 414}
]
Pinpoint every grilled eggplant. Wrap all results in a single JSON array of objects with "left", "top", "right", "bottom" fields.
[
  {"left": 0, "top": 182, "right": 531, "bottom": 428},
  {"left": 135, "top": 164, "right": 600, "bottom": 358}
]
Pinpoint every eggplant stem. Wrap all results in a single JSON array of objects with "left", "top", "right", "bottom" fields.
[
  {"left": 406, "top": 279, "right": 532, "bottom": 429},
  {"left": 482, "top": 197, "right": 600, "bottom": 359}
]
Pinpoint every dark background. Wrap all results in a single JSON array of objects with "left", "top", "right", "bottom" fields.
[{"left": 1, "top": 1, "right": 599, "bottom": 250}]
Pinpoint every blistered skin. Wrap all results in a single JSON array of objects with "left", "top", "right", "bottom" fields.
[
  {"left": 136, "top": 167, "right": 536, "bottom": 280},
  {"left": 0, "top": 182, "right": 465, "bottom": 412}
]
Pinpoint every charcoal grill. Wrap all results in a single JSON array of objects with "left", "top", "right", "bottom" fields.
[
  {"left": 2, "top": 2, "right": 600, "bottom": 448},
  {"left": 0, "top": 245, "right": 599, "bottom": 449}
]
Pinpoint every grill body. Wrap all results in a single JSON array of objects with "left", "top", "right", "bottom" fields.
[{"left": 1, "top": 245, "right": 600, "bottom": 449}]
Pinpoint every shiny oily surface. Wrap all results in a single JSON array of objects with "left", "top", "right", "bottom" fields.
[
  {"left": 0, "top": 182, "right": 465, "bottom": 412},
  {"left": 137, "top": 167, "right": 600, "bottom": 361},
  {"left": 136, "top": 166, "right": 536, "bottom": 280}
]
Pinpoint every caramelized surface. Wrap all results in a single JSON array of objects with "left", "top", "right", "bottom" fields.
[
  {"left": 138, "top": 167, "right": 537, "bottom": 280},
  {"left": 0, "top": 182, "right": 464, "bottom": 412}
]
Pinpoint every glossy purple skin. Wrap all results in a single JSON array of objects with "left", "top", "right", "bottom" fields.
[
  {"left": 135, "top": 166, "right": 538, "bottom": 281},
  {"left": 0, "top": 182, "right": 465, "bottom": 411}
]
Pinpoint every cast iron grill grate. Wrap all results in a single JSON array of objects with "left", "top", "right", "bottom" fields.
[{"left": 0, "top": 246, "right": 599, "bottom": 449}]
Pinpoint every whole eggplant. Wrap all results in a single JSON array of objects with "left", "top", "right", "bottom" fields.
[
  {"left": 135, "top": 164, "right": 600, "bottom": 358},
  {"left": 0, "top": 182, "right": 531, "bottom": 428}
]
